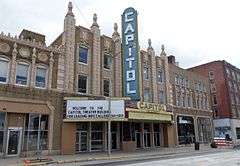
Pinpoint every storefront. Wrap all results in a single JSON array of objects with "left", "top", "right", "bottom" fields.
[
  {"left": 176, "top": 115, "right": 212, "bottom": 145},
  {"left": 0, "top": 99, "right": 54, "bottom": 157},
  {"left": 121, "top": 101, "right": 175, "bottom": 150},
  {"left": 61, "top": 98, "right": 125, "bottom": 154}
]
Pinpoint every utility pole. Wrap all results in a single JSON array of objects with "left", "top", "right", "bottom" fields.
[{"left": 107, "top": 97, "right": 111, "bottom": 156}]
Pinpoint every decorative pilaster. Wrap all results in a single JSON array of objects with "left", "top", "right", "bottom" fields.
[
  {"left": 30, "top": 48, "right": 37, "bottom": 87},
  {"left": 91, "top": 13, "right": 101, "bottom": 95},
  {"left": 62, "top": 2, "right": 75, "bottom": 92},
  {"left": 147, "top": 39, "right": 158, "bottom": 103},
  {"left": 112, "top": 23, "right": 122, "bottom": 97},
  {"left": 48, "top": 52, "right": 54, "bottom": 90},
  {"left": 161, "top": 45, "right": 171, "bottom": 106},
  {"left": 9, "top": 43, "right": 17, "bottom": 84}
]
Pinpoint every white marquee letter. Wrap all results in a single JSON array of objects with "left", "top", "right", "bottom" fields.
[
  {"left": 127, "top": 82, "right": 136, "bottom": 94},
  {"left": 124, "top": 23, "right": 134, "bottom": 34},
  {"left": 125, "top": 11, "right": 134, "bottom": 23},
  {"left": 125, "top": 34, "right": 134, "bottom": 45}
]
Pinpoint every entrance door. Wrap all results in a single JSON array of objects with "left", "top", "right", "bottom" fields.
[
  {"left": 135, "top": 132, "right": 141, "bottom": 148},
  {"left": 76, "top": 131, "right": 88, "bottom": 152},
  {"left": 111, "top": 132, "right": 117, "bottom": 150},
  {"left": 144, "top": 131, "right": 151, "bottom": 148},
  {"left": 6, "top": 127, "right": 22, "bottom": 156}
]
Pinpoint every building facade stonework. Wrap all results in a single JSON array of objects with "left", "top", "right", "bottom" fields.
[{"left": 0, "top": 2, "right": 214, "bottom": 157}]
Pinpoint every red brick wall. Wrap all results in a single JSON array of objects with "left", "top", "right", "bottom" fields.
[{"left": 188, "top": 61, "right": 231, "bottom": 118}]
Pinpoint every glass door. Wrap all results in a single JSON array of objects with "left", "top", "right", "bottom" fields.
[
  {"left": 6, "top": 127, "right": 22, "bottom": 156},
  {"left": 135, "top": 132, "right": 141, "bottom": 148},
  {"left": 111, "top": 132, "right": 117, "bottom": 150},
  {"left": 80, "top": 131, "right": 87, "bottom": 151}
]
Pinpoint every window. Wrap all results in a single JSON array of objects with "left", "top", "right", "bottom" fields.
[
  {"left": 0, "top": 112, "right": 5, "bottom": 153},
  {"left": 157, "top": 69, "right": 164, "bottom": 83},
  {"left": 213, "top": 94, "right": 217, "bottom": 105},
  {"left": 209, "top": 71, "right": 214, "bottom": 80},
  {"left": 16, "top": 62, "right": 29, "bottom": 85},
  {"left": 236, "top": 128, "right": 240, "bottom": 139},
  {"left": 181, "top": 77, "right": 185, "bottom": 87},
  {"left": 210, "top": 83, "right": 216, "bottom": 92},
  {"left": 144, "top": 89, "right": 151, "bottom": 102},
  {"left": 230, "top": 93, "right": 235, "bottom": 105},
  {"left": 226, "top": 67, "right": 230, "bottom": 77},
  {"left": 176, "top": 93, "right": 181, "bottom": 106},
  {"left": 182, "top": 95, "right": 185, "bottom": 107},
  {"left": 78, "top": 75, "right": 87, "bottom": 93},
  {"left": 79, "top": 47, "right": 88, "bottom": 64},
  {"left": 187, "top": 94, "right": 191, "bottom": 107},
  {"left": 175, "top": 75, "right": 179, "bottom": 85},
  {"left": 159, "top": 90, "right": 165, "bottom": 104},
  {"left": 143, "top": 65, "right": 149, "bottom": 80},
  {"left": 23, "top": 114, "right": 48, "bottom": 151},
  {"left": 228, "top": 81, "right": 233, "bottom": 91},
  {"left": 0, "top": 57, "right": 9, "bottom": 83},
  {"left": 104, "top": 54, "right": 112, "bottom": 69},
  {"left": 35, "top": 66, "right": 47, "bottom": 88},
  {"left": 103, "top": 79, "right": 110, "bottom": 97},
  {"left": 185, "top": 79, "right": 189, "bottom": 88}
]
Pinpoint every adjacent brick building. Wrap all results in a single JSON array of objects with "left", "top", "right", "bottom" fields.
[{"left": 188, "top": 60, "right": 240, "bottom": 144}]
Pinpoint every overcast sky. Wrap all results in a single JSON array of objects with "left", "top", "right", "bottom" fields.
[{"left": 1, "top": 0, "right": 240, "bottom": 68}]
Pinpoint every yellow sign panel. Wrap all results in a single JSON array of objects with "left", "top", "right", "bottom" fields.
[
  {"left": 128, "top": 111, "right": 172, "bottom": 121},
  {"left": 137, "top": 102, "right": 166, "bottom": 113}
]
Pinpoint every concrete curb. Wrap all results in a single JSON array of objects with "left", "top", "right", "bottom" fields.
[{"left": 20, "top": 149, "right": 230, "bottom": 165}]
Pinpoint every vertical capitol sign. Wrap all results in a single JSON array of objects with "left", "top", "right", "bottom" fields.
[{"left": 122, "top": 7, "right": 140, "bottom": 100}]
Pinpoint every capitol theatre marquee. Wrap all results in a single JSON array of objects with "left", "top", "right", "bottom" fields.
[{"left": 122, "top": 7, "right": 140, "bottom": 101}]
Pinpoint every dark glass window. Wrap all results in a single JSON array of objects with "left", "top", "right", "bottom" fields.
[
  {"left": 0, "top": 57, "right": 9, "bottom": 83},
  {"left": 236, "top": 128, "right": 240, "bottom": 139},
  {"left": 35, "top": 67, "right": 47, "bottom": 88},
  {"left": 157, "top": 69, "right": 164, "bottom": 83},
  {"left": 16, "top": 63, "right": 29, "bottom": 85},
  {"left": 79, "top": 47, "right": 88, "bottom": 64},
  {"left": 159, "top": 91, "right": 165, "bottom": 104},
  {"left": 104, "top": 54, "right": 112, "bottom": 69},
  {"left": 78, "top": 75, "right": 87, "bottom": 93},
  {"left": 103, "top": 80, "right": 110, "bottom": 97}
]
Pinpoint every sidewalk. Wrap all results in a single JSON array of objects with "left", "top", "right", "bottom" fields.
[{"left": 0, "top": 145, "right": 232, "bottom": 166}]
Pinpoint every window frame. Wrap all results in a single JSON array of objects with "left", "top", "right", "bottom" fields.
[
  {"left": 77, "top": 75, "right": 88, "bottom": 94},
  {"left": 78, "top": 46, "right": 88, "bottom": 65},
  {"left": 157, "top": 68, "right": 164, "bottom": 83},
  {"left": 103, "top": 54, "right": 112, "bottom": 70},
  {"left": 0, "top": 56, "right": 10, "bottom": 84},
  {"left": 103, "top": 79, "right": 111, "bottom": 97},
  {"left": 15, "top": 61, "right": 30, "bottom": 86},
  {"left": 35, "top": 64, "right": 48, "bottom": 89}
]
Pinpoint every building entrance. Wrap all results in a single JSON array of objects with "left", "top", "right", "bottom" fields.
[
  {"left": 76, "top": 131, "right": 88, "bottom": 152},
  {"left": 6, "top": 127, "right": 22, "bottom": 156}
]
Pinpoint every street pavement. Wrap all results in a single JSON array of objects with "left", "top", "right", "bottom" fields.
[
  {"left": 119, "top": 150, "right": 240, "bottom": 166},
  {"left": 50, "top": 149, "right": 239, "bottom": 166}
]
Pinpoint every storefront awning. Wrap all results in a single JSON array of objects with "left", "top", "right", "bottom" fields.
[
  {"left": 0, "top": 100, "right": 50, "bottom": 114},
  {"left": 126, "top": 108, "right": 173, "bottom": 122}
]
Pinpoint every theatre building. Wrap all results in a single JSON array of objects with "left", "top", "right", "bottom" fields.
[
  {"left": 167, "top": 55, "right": 213, "bottom": 145},
  {"left": 52, "top": 4, "right": 175, "bottom": 154}
]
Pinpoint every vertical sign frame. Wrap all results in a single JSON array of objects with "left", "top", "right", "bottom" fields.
[{"left": 122, "top": 7, "right": 140, "bottom": 101}]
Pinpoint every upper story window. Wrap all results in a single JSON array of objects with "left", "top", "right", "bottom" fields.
[
  {"left": 159, "top": 90, "right": 165, "bottom": 104},
  {"left": 175, "top": 75, "right": 179, "bottom": 85},
  {"left": 195, "top": 82, "right": 199, "bottom": 91},
  {"left": 0, "top": 56, "right": 9, "bottom": 83},
  {"left": 181, "top": 77, "right": 185, "bottom": 87},
  {"left": 103, "top": 79, "right": 110, "bottom": 97},
  {"left": 79, "top": 47, "right": 88, "bottom": 64},
  {"left": 228, "top": 81, "right": 233, "bottom": 91},
  {"left": 209, "top": 71, "right": 214, "bottom": 80},
  {"left": 185, "top": 79, "right": 189, "bottom": 88},
  {"left": 35, "top": 66, "right": 47, "bottom": 88},
  {"left": 210, "top": 83, "right": 216, "bottom": 92},
  {"left": 157, "top": 69, "right": 164, "bottom": 83},
  {"left": 104, "top": 54, "right": 112, "bottom": 70},
  {"left": 16, "top": 62, "right": 29, "bottom": 86},
  {"left": 78, "top": 75, "right": 87, "bottom": 93},
  {"left": 144, "top": 89, "right": 151, "bottom": 102},
  {"left": 213, "top": 94, "right": 217, "bottom": 105},
  {"left": 143, "top": 65, "right": 149, "bottom": 80}
]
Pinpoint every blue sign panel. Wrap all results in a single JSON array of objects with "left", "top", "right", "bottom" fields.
[{"left": 122, "top": 7, "right": 140, "bottom": 100}]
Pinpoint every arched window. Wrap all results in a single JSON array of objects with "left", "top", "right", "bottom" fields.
[
  {"left": 16, "top": 61, "right": 30, "bottom": 86},
  {"left": 0, "top": 56, "right": 9, "bottom": 83},
  {"left": 35, "top": 65, "right": 48, "bottom": 88}
]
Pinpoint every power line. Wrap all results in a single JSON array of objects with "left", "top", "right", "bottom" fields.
[{"left": 72, "top": 0, "right": 90, "bottom": 26}]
